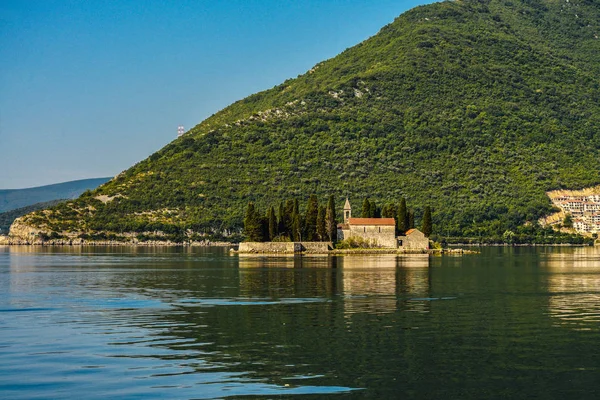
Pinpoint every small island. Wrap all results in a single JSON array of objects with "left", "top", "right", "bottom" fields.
[{"left": 235, "top": 197, "right": 456, "bottom": 254}]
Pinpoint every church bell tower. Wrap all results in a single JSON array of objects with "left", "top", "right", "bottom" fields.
[{"left": 343, "top": 198, "right": 352, "bottom": 223}]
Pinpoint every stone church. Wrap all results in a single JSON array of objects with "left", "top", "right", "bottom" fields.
[{"left": 337, "top": 199, "right": 429, "bottom": 249}]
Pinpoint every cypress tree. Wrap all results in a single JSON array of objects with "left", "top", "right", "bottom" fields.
[
  {"left": 259, "top": 214, "right": 269, "bottom": 242},
  {"left": 397, "top": 198, "right": 408, "bottom": 234},
  {"left": 422, "top": 206, "right": 432, "bottom": 237},
  {"left": 326, "top": 195, "right": 337, "bottom": 242},
  {"left": 383, "top": 203, "right": 396, "bottom": 218},
  {"left": 408, "top": 210, "right": 415, "bottom": 229},
  {"left": 362, "top": 198, "right": 371, "bottom": 218},
  {"left": 278, "top": 202, "right": 285, "bottom": 235},
  {"left": 317, "top": 205, "right": 326, "bottom": 241},
  {"left": 268, "top": 206, "right": 277, "bottom": 240},
  {"left": 284, "top": 199, "right": 295, "bottom": 236},
  {"left": 369, "top": 200, "right": 377, "bottom": 218},
  {"left": 292, "top": 212, "right": 302, "bottom": 241},
  {"left": 305, "top": 194, "right": 319, "bottom": 241},
  {"left": 243, "top": 202, "right": 262, "bottom": 241}
]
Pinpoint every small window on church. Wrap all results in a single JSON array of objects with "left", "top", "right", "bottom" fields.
[
  {"left": 364, "top": 227, "right": 366, "bottom": 233},
  {"left": 379, "top": 227, "right": 381, "bottom": 233}
]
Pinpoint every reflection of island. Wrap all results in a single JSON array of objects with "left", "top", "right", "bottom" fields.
[
  {"left": 340, "top": 255, "right": 430, "bottom": 315},
  {"left": 237, "top": 255, "right": 431, "bottom": 315},
  {"left": 543, "top": 248, "right": 600, "bottom": 330}
]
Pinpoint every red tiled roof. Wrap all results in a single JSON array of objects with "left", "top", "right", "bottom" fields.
[
  {"left": 347, "top": 218, "right": 395, "bottom": 226},
  {"left": 405, "top": 228, "right": 416, "bottom": 235}
]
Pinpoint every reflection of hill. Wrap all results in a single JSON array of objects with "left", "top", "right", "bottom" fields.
[{"left": 543, "top": 248, "right": 600, "bottom": 330}]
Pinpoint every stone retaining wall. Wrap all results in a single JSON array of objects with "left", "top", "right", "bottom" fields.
[{"left": 238, "top": 242, "right": 332, "bottom": 253}]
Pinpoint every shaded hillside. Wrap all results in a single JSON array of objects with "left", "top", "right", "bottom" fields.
[
  {"left": 0, "top": 178, "right": 111, "bottom": 213},
  {"left": 20, "top": 0, "right": 600, "bottom": 239}
]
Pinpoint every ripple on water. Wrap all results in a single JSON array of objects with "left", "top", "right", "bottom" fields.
[{"left": 176, "top": 297, "right": 329, "bottom": 306}]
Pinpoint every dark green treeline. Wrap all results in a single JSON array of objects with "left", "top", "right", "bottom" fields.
[{"left": 244, "top": 195, "right": 338, "bottom": 242}]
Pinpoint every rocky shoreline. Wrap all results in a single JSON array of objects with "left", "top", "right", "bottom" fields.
[{"left": 0, "top": 235, "right": 233, "bottom": 247}]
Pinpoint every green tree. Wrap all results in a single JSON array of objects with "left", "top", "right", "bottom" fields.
[
  {"left": 292, "top": 212, "right": 302, "bottom": 241},
  {"left": 369, "top": 200, "right": 377, "bottom": 218},
  {"left": 243, "top": 202, "right": 262, "bottom": 241},
  {"left": 305, "top": 194, "right": 319, "bottom": 241},
  {"left": 278, "top": 202, "right": 285, "bottom": 235},
  {"left": 326, "top": 195, "right": 338, "bottom": 242},
  {"left": 317, "top": 205, "right": 326, "bottom": 241},
  {"left": 268, "top": 206, "right": 277, "bottom": 240},
  {"left": 563, "top": 213, "right": 573, "bottom": 228},
  {"left": 284, "top": 199, "right": 295, "bottom": 236},
  {"left": 382, "top": 203, "right": 396, "bottom": 218},
  {"left": 362, "top": 198, "right": 371, "bottom": 218},
  {"left": 408, "top": 210, "right": 415, "bottom": 230},
  {"left": 397, "top": 198, "right": 408, "bottom": 234},
  {"left": 422, "top": 206, "right": 432, "bottom": 237}
]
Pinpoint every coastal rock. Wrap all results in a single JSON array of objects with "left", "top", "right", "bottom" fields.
[{"left": 8, "top": 217, "right": 48, "bottom": 242}]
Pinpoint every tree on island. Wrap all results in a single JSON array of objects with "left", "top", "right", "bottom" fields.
[
  {"left": 243, "top": 202, "right": 263, "bottom": 241},
  {"left": 369, "top": 200, "right": 378, "bottom": 218},
  {"left": 305, "top": 194, "right": 319, "bottom": 241},
  {"left": 362, "top": 198, "right": 371, "bottom": 218},
  {"left": 317, "top": 205, "right": 326, "bottom": 241},
  {"left": 268, "top": 206, "right": 277, "bottom": 241},
  {"left": 397, "top": 198, "right": 408, "bottom": 234},
  {"left": 278, "top": 202, "right": 285, "bottom": 236},
  {"left": 422, "top": 206, "right": 432, "bottom": 237},
  {"left": 408, "top": 210, "right": 415, "bottom": 230},
  {"left": 326, "top": 195, "right": 337, "bottom": 242},
  {"left": 283, "top": 199, "right": 295, "bottom": 236},
  {"left": 292, "top": 212, "right": 302, "bottom": 241},
  {"left": 382, "top": 203, "right": 396, "bottom": 219}
]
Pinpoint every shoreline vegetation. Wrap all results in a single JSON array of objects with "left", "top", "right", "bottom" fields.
[{"left": 2, "top": 233, "right": 594, "bottom": 251}]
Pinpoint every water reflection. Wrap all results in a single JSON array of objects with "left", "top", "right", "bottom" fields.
[
  {"left": 237, "top": 254, "right": 431, "bottom": 315},
  {"left": 3, "top": 246, "right": 600, "bottom": 399},
  {"left": 543, "top": 247, "right": 600, "bottom": 330}
]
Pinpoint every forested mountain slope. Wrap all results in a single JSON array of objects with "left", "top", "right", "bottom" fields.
[{"left": 17, "top": 0, "right": 600, "bottom": 239}]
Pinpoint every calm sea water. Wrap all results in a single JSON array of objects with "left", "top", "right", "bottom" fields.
[{"left": 1, "top": 246, "right": 599, "bottom": 399}]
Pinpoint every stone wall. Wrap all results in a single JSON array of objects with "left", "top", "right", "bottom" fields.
[
  {"left": 398, "top": 230, "right": 429, "bottom": 250},
  {"left": 238, "top": 242, "right": 332, "bottom": 253},
  {"left": 297, "top": 242, "right": 332, "bottom": 253},
  {"left": 346, "top": 225, "right": 397, "bottom": 248}
]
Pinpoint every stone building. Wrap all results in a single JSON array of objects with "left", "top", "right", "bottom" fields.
[
  {"left": 338, "top": 217, "right": 398, "bottom": 248},
  {"left": 397, "top": 228, "right": 430, "bottom": 250},
  {"left": 336, "top": 199, "right": 429, "bottom": 249}
]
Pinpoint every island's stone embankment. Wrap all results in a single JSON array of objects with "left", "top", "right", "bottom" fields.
[{"left": 237, "top": 242, "right": 332, "bottom": 254}]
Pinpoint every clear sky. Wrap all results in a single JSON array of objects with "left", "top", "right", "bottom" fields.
[{"left": 1, "top": 0, "right": 432, "bottom": 189}]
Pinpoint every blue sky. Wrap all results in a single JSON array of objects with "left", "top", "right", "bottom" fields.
[{"left": 1, "top": 0, "right": 431, "bottom": 189}]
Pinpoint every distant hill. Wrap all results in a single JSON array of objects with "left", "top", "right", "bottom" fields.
[
  {"left": 14, "top": 0, "right": 600, "bottom": 239},
  {"left": 0, "top": 178, "right": 111, "bottom": 213},
  {"left": 0, "top": 199, "right": 66, "bottom": 234}
]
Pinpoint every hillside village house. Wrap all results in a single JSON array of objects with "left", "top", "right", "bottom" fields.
[
  {"left": 550, "top": 194, "right": 600, "bottom": 234},
  {"left": 337, "top": 199, "right": 429, "bottom": 249}
]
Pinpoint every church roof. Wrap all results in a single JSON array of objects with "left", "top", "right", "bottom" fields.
[
  {"left": 348, "top": 218, "right": 395, "bottom": 226},
  {"left": 344, "top": 198, "right": 351, "bottom": 210}
]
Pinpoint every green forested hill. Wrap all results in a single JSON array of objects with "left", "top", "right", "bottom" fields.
[{"left": 21, "top": 0, "right": 600, "bottom": 239}]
